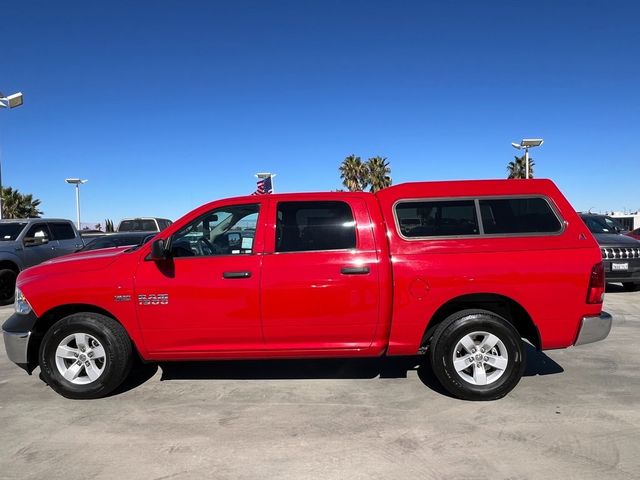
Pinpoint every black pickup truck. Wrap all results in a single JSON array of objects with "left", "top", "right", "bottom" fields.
[{"left": 579, "top": 213, "right": 640, "bottom": 291}]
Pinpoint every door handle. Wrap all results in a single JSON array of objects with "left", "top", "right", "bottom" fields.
[
  {"left": 341, "top": 266, "right": 370, "bottom": 275},
  {"left": 223, "top": 271, "right": 251, "bottom": 279}
]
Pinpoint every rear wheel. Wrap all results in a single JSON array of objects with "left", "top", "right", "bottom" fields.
[
  {"left": 622, "top": 282, "right": 640, "bottom": 292},
  {"left": 0, "top": 268, "right": 17, "bottom": 305},
  {"left": 39, "top": 313, "right": 133, "bottom": 399},
  {"left": 429, "top": 309, "right": 525, "bottom": 401}
]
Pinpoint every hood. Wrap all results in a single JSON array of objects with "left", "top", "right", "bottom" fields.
[
  {"left": 18, "top": 247, "right": 132, "bottom": 282},
  {"left": 592, "top": 233, "right": 640, "bottom": 247}
]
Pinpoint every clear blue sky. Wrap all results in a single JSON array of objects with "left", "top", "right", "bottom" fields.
[{"left": 1, "top": 0, "right": 639, "bottom": 225}]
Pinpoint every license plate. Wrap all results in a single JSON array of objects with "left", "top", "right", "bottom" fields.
[{"left": 612, "top": 263, "right": 629, "bottom": 271}]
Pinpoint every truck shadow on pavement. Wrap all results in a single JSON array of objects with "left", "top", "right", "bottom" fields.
[{"left": 114, "top": 343, "right": 563, "bottom": 398}]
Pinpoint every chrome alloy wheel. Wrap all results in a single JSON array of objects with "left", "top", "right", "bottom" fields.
[
  {"left": 452, "top": 331, "right": 509, "bottom": 386},
  {"left": 54, "top": 333, "right": 107, "bottom": 385}
]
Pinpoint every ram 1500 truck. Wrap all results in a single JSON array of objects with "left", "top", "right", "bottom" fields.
[{"left": 2, "top": 179, "right": 611, "bottom": 400}]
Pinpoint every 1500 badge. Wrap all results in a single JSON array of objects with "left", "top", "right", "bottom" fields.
[{"left": 138, "top": 294, "right": 169, "bottom": 305}]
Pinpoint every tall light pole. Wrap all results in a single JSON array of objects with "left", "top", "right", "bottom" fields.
[
  {"left": 65, "top": 178, "right": 88, "bottom": 230},
  {"left": 0, "top": 91, "right": 25, "bottom": 219},
  {"left": 511, "top": 138, "right": 544, "bottom": 179}
]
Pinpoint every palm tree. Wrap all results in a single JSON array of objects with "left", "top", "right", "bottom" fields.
[
  {"left": 507, "top": 155, "right": 535, "bottom": 179},
  {"left": 339, "top": 155, "right": 368, "bottom": 191},
  {"left": 1, "top": 187, "right": 43, "bottom": 218},
  {"left": 366, "top": 156, "right": 392, "bottom": 193}
]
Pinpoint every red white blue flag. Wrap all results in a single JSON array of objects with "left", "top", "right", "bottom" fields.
[{"left": 252, "top": 176, "right": 273, "bottom": 195}]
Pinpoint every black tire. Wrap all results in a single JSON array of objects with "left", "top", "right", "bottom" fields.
[
  {"left": 429, "top": 309, "right": 525, "bottom": 401},
  {"left": 622, "top": 282, "right": 640, "bottom": 292},
  {"left": 0, "top": 268, "right": 17, "bottom": 305},
  {"left": 39, "top": 313, "right": 133, "bottom": 399}
]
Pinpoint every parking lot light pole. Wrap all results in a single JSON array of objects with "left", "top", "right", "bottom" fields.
[
  {"left": 0, "top": 91, "right": 25, "bottom": 220},
  {"left": 65, "top": 178, "right": 88, "bottom": 230},
  {"left": 511, "top": 138, "right": 544, "bottom": 179}
]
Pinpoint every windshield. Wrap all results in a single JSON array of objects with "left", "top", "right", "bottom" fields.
[
  {"left": 0, "top": 222, "right": 28, "bottom": 241},
  {"left": 581, "top": 215, "right": 617, "bottom": 234}
]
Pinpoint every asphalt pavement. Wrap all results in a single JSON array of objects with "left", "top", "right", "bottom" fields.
[{"left": 1, "top": 286, "right": 639, "bottom": 480}]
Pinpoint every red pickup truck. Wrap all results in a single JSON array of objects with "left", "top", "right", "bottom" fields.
[{"left": 3, "top": 179, "right": 611, "bottom": 400}]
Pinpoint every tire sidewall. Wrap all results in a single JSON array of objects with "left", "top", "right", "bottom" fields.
[
  {"left": 431, "top": 313, "right": 525, "bottom": 401},
  {"left": 39, "top": 314, "right": 130, "bottom": 399}
]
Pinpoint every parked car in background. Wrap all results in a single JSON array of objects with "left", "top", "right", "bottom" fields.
[
  {"left": 77, "top": 232, "right": 155, "bottom": 252},
  {"left": 3, "top": 179, "right": 611, "bottom": 401},
  {"left": 579, "top": 213, "right": 640, "bottom": 291},
  {"left": 626, "top": 228, "right": 640, "bottom": 241},
  {"left": 0, "top": 219, "right": 83, "bottom": 304},
  {"left": 117, "top": 217, "right": 172, "bottom": 233}
]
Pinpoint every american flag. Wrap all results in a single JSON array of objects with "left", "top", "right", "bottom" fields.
[{"left": 252, "top": 176, "right": 273, "bottom": 195}]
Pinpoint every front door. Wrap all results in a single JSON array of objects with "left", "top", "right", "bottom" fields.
[
  {"left": 134, "top": 202, "right": 264, "bottom": 356},
  {"left": 260, "top": 199, "right": 381, "bottom": 351},
  {"left": 21, "top": 223, "right": 59, "bottom": 267}
]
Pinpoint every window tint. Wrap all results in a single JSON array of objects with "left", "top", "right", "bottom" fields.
[
  {"left": 276, "top": 201, "right": 356, "bottom": 252},
  {"left": 396, "top": 200, "right": 479, "bottom": 237},
  {"left": 0, "top": 222, "right": 27, "bottom": 241},
  {"left": 171, "top": 204, "right": 259, "bottom": 257},
  {"left": 118, "top": 219, "right": 158, "bottom": 232},
  {"left": 158, "top": 219, "right": 171, "bottom": 230},
  {"left": 49, "top": 222, "right": 76, "bottom": 240},
  {"left": 480, "top": 198, "right": 561, "bottom": 234}
]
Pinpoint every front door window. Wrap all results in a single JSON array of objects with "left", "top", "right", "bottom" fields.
[{"left": 171, "top": 204, "right": 259, "bottom": 257}]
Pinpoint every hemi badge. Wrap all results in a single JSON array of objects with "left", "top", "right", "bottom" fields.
[{"left": 114, "top": 295, "right": 131, "bottom": 302}]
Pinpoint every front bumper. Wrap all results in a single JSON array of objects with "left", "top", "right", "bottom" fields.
[
  {"left": 2, "top": 310, "right": 39, "bottom": 373},
  {"left": 574, "top": 312, "right": 612, "bottom": 346},
  {"left": 3, "top": 330, "right": 31, "bottom": 368}
]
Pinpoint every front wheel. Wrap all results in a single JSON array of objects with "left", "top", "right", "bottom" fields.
[
  {"left": 39, "top": 313, "right": 133, "bottom": 399},
  {"left": 429, "top": 309, "right": 525, "bottom": 401}
]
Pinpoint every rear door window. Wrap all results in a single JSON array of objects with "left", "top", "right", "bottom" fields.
[
  {"left": 479, "top": 198, "right": 562, "bottom": 234},
  {"left": 49, "top": 222, "right": 76, "bottom": 240},
  {"left": 396, "top": 200, "right": 479, "bottom": 237},
  {"left": 276, "top": 201, "right": 356, "bottom": 252}
]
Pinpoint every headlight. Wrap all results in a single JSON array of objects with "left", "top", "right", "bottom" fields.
[{"left": 14, "top": 288, "right": 32, "bottom": 315}]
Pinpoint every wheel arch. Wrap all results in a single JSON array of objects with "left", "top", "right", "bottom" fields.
[
  {"left": 27, "top": 303, "right": 140, "bottom": 371},
  {"left": 0, "top": 259, "right": 20, "bottom": 273},
  {"left": 421, "top": 293, "right": 540, "bottom": 350}
]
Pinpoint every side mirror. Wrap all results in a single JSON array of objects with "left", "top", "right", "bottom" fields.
[
  {"left": 24, "top": 236, "right": 49, "bottom": 247},
  {"left": 149, "top": 238, "right": 169, "bottom": 261}
]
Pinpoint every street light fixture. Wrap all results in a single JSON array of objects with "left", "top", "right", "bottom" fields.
[
  {"left": 0, "top": 91, "right": 25, "bottom": 220},
  {"left": 65, "top": 178, "right": 88, "bottom": 230},
  {"left": 511, "top": 138, "right": 544, "bottom": 179},
  {"left": 0, "top": 92, "right": 24, "bottom": 109}
]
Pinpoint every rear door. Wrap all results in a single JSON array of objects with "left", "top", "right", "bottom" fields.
[
  {"left": 260, "top": 198, "right": 381, "bottom": 350},
  {"left": 48, "top": 222, "right": 83, "bottom": 255}
]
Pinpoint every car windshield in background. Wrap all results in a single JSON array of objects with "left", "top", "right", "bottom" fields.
[
  {"left": 581, "top": 216, "right": 616, "bottom": 234},
  {"left": 81, "top": 234, "right": 149, "bottom": 251},
  {"left": 0, "top": 222, "right": 28, "bottom": 241}
]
